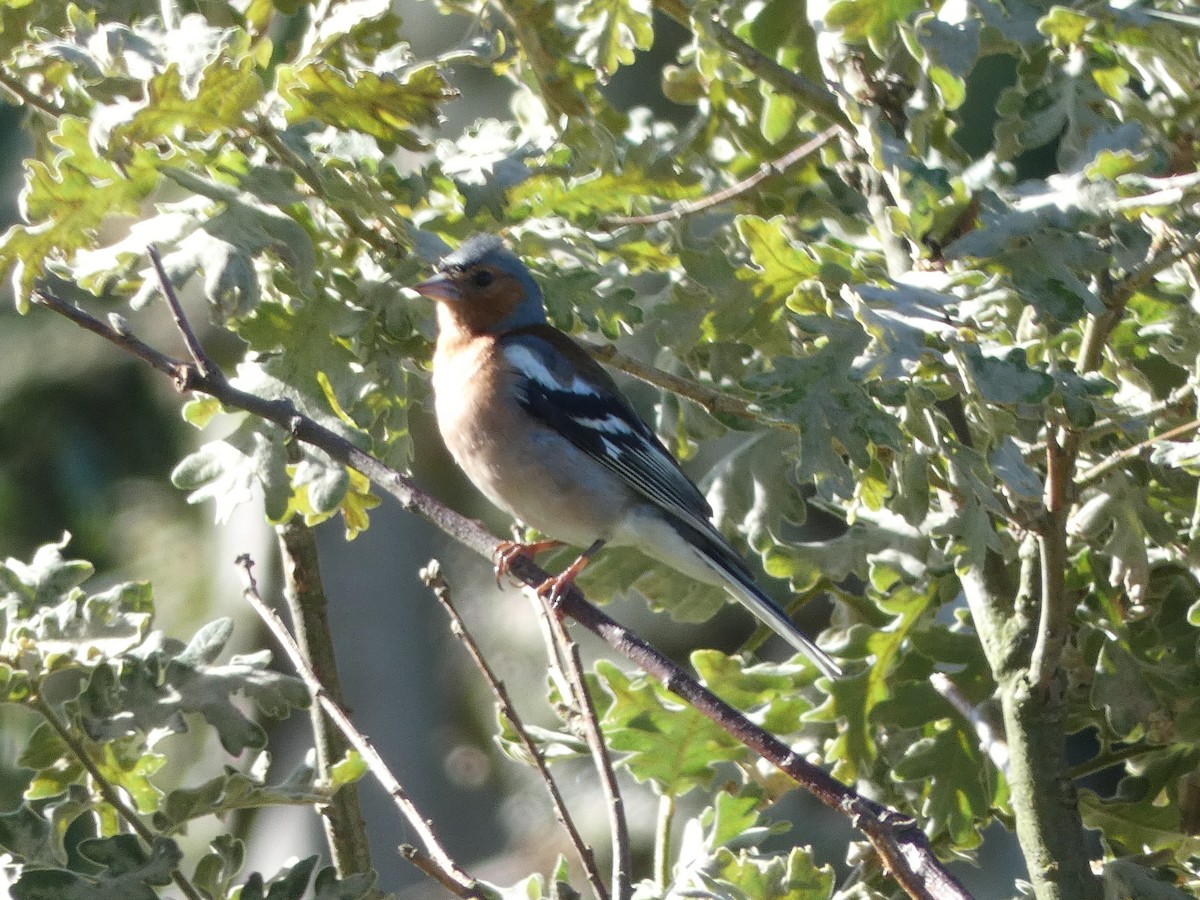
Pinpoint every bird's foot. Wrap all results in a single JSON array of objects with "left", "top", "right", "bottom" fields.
[
  {"left": 534, "top": 555, "right": 590, "bottom": 610},
  {"left": 493, "top": 539, "right": 563, "bottom": 588}
]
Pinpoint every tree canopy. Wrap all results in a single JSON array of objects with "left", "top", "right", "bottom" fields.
[{"left": 2, "top": 1, "right": 1200, "bottom": 898}]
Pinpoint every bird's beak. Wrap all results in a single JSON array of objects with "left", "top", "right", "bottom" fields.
[{"left": 411, "top": 272, "right": 461, "bottom": 303}]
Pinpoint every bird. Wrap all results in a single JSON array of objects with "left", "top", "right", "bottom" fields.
[{"left": 412, "top": 234, "right": 841, "bottom": 679}]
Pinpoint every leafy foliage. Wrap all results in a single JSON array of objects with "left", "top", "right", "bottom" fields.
[
  {"left": 0, "top": 537, "right": 356, "bottom": 898},
  {"left": 2, "top": 0, "right": 1200, "bottom": 896}
]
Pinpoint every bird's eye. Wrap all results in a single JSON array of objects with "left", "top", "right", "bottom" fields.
[{"left": 471, "top": 270, "right": 495, "bottom": 288}]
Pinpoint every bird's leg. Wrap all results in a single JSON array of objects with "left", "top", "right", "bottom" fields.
[
  {"left": 536, "top": 539, "right": 606, "bottom": 609},
  {"left": 494, "top": 539, "right": 564, "bottom": 587}
]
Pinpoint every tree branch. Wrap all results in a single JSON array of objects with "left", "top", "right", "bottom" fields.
[
  {"left": 32, "top": 287, "right": 972, "bottom": 900},
  {"left": 1029, "top": 433, "right": 1070, "bottom": 695},
  {"left": 276, "top": 519, "right": 378, "bottom": 888},
  {"left": 0, "top": 69, "right": 64, "bottom": 118},
  {"left": 543, "top": 595, "right": 632, "bottom": 900},
  {"left": 577, "top": 339, "right": 796, "bottom": 430},
  {"left": 236, "top": 556, "right": 482, "bottom": 899},
  {"left": 1076, "top": 417, "right": 1200, "bottom": 489},
  {"left": 650, "top": 2, "right": 850, "bottom": 129},
  {"left": 420, "top": 562, "right": 609, "bottom": 900},
  {"left": 32, "top": 697, "right": 203, "bottom": 900},
  {"left": 602, "top": 127, "right": 839, "bottom": 227}
]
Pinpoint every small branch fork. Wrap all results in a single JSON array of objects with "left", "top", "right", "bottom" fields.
[
  {"left": 237, "top": 556, "right": 482, "bottom": 900},
  {"left": 420, "top": 563, "right": 610, "bottom": 900},
  {"left": 31, "top": 257, "right": 973, "bottom": 900},
  {"left": 537, "top": 593, "right": 632, "bottom": 900}
]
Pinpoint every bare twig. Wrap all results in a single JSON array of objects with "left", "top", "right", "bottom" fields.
[
  {"left": 32, "top": 287, "right": 973, "bottom": 900},
  {"left": 0, "top": 69, "right": 64, "bottom": 118},
  {"left": 148, "top": 244, "right": 217, "bottom": 378},
  {"left": 578, "top": 339, "right": 795, "bottom": 430},
  {"left": 603, "top": 128, "right": 839, "bottom": 227},
  {"left": 1029, "top": 433, "right": 1071, "bottom": 695},
  {"left": 1077, "top": 417, "right": 1200, "bottom": 489},
  {"left": 1028, "top": 231, "right": 1197, "bottom": 690},
  {"left": 420, "top": 562, "right": 609, "bottom": 900},
  {"left": 653, "top": 794, "right": 675, "bottom": 891},
  {"left": 32, "top": 697, "right": 204, "bottom": 900},
  {"left": 542, "top": 597, "right": 632, "bottom": 900},
  {"left": 649, "top": 1, "right": 849, "bottom": 129},
  {"left": 399, "top": 845, "right": 482, "bottom": 899},
  {"left": 236, "top": 556, "right": 482, "bottom": 899}
]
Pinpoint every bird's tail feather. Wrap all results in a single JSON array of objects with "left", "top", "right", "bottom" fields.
[{"left": 709, "top": 560, "right": 842, "bottom": 679}]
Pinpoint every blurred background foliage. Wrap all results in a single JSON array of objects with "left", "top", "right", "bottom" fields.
[{"left": 0, "top": 0, "right": 1199, "bottom": 899}]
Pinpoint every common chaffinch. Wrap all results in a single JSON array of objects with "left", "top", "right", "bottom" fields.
[{"left": 412, "top": 235, "right": 841, "bottom": 679}]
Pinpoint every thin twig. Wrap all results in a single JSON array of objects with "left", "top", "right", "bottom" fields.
[
  {"left": 1027, "top": 231, "right": 1196, "bottom": 691},
  {"left": 648, "top": 1, "right": 849, "bottom": 129},
  {"left": 420, "top": 562, "right": 609, "bottom": 900},
  {"left": 542, "top": 600, "right": 633, "bottom": 900},
  {"left": 705, "top": 16, "right": 849, "bottom": 128},
  {"left": 1108, "top": 230, "right": 1200, "bottom": 310},
  {"left": 399, "top": 846, "right": 482, "bottom": 899},
  {"left": 1029, "top": 433, "right": 1070, "bottom": 695},
  {"left": 1066, "top": 743, "right": 1154, "bottom": 781},
  {"left": 653, "top": 794, "right": 675, "bottom": 891},
  {"left": 32, "top": 287, "right": 973, "bottom": 900},
  {"left": 32, "top": 697, "right": 204, "bottom": 900},
  {"left": 578, "top": 339, "right": 795, "bottom": 430},
  {"left": 1076, "top": 417, "right": 1200, "bottom": 489},
  {"left": 148, "top": 244, "right": 217, "bottom": 378},
  {"left": 235, "top": 556, "right": 482, "bottom": 899},
  {"left": 0, "top": 69, "right": 64, "bottom": 118},
  {"left": 603, "top": 128, "right": 839, "bottom": 227}
]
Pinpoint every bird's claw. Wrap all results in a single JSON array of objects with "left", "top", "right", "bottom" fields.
[
  {"left": 493, "top": 540, "right": 562, "bottom": 588},
  {"left": 534, "top": 572, "right": 575, "bottom": 611}
]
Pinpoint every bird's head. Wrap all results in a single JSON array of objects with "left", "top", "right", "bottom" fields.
[{"left": 412, "top": 235, "right": 547, "bottom": 336}]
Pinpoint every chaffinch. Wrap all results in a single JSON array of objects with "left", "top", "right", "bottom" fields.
[{"left": 412, "top": 235, "right": 841, "bottom": 679}]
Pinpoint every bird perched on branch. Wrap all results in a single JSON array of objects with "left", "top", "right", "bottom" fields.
[{"left": 412, "top": 234, "right": 841, "bottom": 679}]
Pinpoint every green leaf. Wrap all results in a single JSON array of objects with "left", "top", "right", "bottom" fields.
[
  {"left": 695, "top": 845, "right": 835, "bottom": 899},
  {"left": 1, "top": 534, "right": 93, "bottom": 612},
  {"left": 278, "top": 61, "right": 449, "bottom": 150},
  {"left": 735, "top": 215, "right": 821, "bottom": 306},
  {"left": 77, "top": 617, "right": 309, "bottom": 754},
  {"left": 0, "top": 116, "right": 161, "bottom": 310},
  {"left": 313, "top": 865, "right": 380, "bottom": 900},
  {"left": 596, "top": 660, "right": 745, "bottom": 796},
  {"left": 12, "top": 835, "right": 181, "bottom": 900},
  {"left": 0, "top": 805, "right": 60, "bottom": 867},
  {"left": 960, "top": 343, "right": 1054, "bottom": 406},
  {"left": 692, "top": 650, "right": 815, "bottom": 735},
  {"left": 155, "top": 761, "right": 326, "bottom": 832},
  {"left": 806, "top": 582, "right": 935, "bottom": 779},
  {"left": 171, "top": 418, "right": 290, "bottom": 523},
  {"left": 193, "top": 834, "right": 245, "bottom": 900},
  {"left": 578, "top": 0, "right": 654, "bottom": 79},
  {"left": 825, "top": 0, "right": 924, "bottom": 52},
  {"left": 892, "top": 725, "right": 993, "bottom": 847},
  {"left": 1038, "top": 6, "right": 1092, "bottom": 45},
  {"left": 1080, "top": 788, "right": 1200, "bottom": 863},
  {"left": 329, "top": 750, "right": 368, "bottom": 791},
  {"left": 103, "top": 51, "right": 265, "bottom": 148}
]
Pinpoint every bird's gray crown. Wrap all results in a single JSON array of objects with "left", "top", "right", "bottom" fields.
[{"left": 440, "top": 234, "right": 546, "bottom": 330}]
